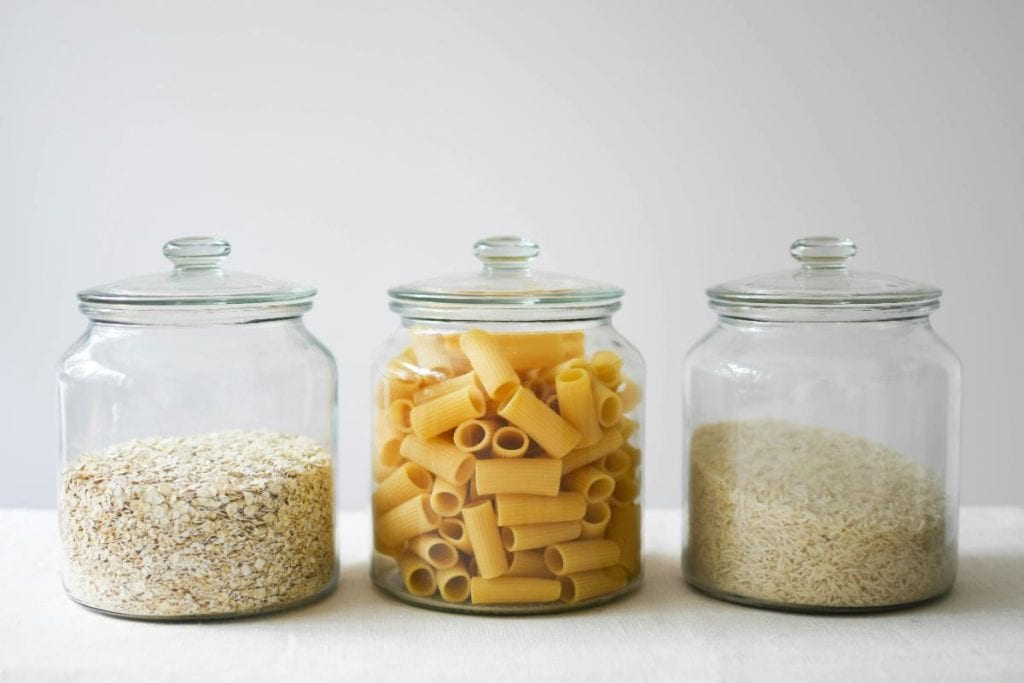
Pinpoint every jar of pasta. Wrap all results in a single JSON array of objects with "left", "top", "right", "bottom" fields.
[
  {"left": 371, "top": 236, "right": 644, "bottom": 613},
  {"left": 683, "top": 236, "right": 960, "bottom": 612},
  {"left": 58, "top": 237, "right": 337, "bottom": 620}
]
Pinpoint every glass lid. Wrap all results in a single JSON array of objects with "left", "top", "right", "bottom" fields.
[
  {"left": 389, "top": 236, "right": 624, "bottom": 321},
  {"left": 707, "top": 236, "right": 942, "bottom": 321},
  {"left": 78, "top": 236, "right": 316, "bottom": 324}
]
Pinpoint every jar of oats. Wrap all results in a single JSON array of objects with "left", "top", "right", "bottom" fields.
[
  {"left": 371, "top": 236, "right": 645, "bottom": 614},
  {"left": 58, "top": 237, "right": 337, "bottom": 620},
  {"left": 684, "top": 236, "right": 961, "bottom": 613}
]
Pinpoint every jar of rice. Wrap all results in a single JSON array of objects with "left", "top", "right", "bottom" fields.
[
  {"left": 683, "top": 236, "right": 960, "bottom": 612},
  {"left": 58, "top": 237, "right": 338, "bottom": 620}
]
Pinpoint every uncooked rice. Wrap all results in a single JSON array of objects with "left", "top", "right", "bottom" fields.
[
  {"left": 59, "top": 431, "right": 334, "bottom": 618},
  {"left": 687, "top": 420, "right": 951, "bottom": 609}
]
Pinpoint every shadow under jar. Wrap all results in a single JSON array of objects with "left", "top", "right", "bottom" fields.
[
  {"left": 58, "top": 237, "right": 338, "bottom": 620},
  {"left": 683, "top": 236, "right": 961, "bottom": 613},
  {"left": 371, "top": 236, "right": 645, "bottom": 614}
]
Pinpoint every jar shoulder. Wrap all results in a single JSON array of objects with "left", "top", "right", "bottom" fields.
[
  {"left": 685, "top": 320, "right": 959, "bottom": 373},
  {"left": 58, "top": 320, "right": 336, "bottom": 380}
]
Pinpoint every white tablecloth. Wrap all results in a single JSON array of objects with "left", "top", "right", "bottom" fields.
[{"left": 1, "top": 508, "right": 1022, "bottom": 682}]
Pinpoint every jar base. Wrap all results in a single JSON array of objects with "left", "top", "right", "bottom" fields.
[
  {"left": 372, "top": 562, "right": 641, "bottom": 615},
  {"left": 684, "top": 575, "right": 953, "bottom": 614},
  {"left": 64, "top": 561, "right": 339, "bottom": 622}
]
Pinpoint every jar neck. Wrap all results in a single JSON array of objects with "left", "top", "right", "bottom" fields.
[
  {"left": 716, "top": 315, "right": 932, "bottom": 332},
  {"left": 712, "top": 302, "right": 938, "bottom": 324},
  {"left": 398, "top": 317, "right": 613, "bottom": 332},
  {"left": 87, "top": 317, "right": 307, "bottom": 337}
]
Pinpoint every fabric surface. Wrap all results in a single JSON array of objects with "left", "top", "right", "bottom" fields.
[{"left": 1, "top": 508, "right": 1022, "bottom": 682}]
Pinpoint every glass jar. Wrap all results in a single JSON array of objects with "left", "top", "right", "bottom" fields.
[
  {"left": 683, "top": 236, "right": 960, "bottom": 613},
  {"left": 58, "top": 237, "right": 338, "bottom": 620},
  {"left": 370, "top": 236, "right": 644, "bottom": 614}
]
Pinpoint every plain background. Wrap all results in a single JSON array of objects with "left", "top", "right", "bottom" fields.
[{"left": 2, "top": 1, "right": 1021, "bottom": 510}]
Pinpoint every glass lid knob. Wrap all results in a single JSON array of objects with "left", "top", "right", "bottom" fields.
[
  {"left": 163, "top": 236, "right": 231, "bottom": 271},
  {"left": 473, "top": 236, "right": 540, "bottom": 272},
  {"left": 790, "top": 236, "right": 857, "bottom": 271}
]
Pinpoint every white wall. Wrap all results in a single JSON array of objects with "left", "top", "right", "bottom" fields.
[{"left": 2, "top": 1, "right": 1022, "bottom": 509}]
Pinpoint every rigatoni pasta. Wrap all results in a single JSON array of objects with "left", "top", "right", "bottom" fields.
[
  {"left": 373, "top": 462, "right": 433, "bottom": 514},
  {"left": 462, "top": 500, "right": 509, "bottom": 579},
  {"left": 507, "top": 550, "right": 554, "bottom": 578},
  {"left": 555, "top": 368, "right": 603, "bottom": 448},
  {"left": 452, "top": 418, "right": 498, "bottom": 453},
  {"left": 408, "top": 532, "right": 459, "bottom": 569},
  {"left": 470, "top": 577, "right": 561, "bottom": 604},
  {"left": 409, "top": 385, "right": 486, "bottom": 440},
  {"left": 399, "top": 435, "right": 476, "bottom": 485},
  {"left": 543, "top": 539, "right": 621, "bottom": 576},
  {"left": 398, "top": 550, "right": 437, "bottom": 597},
  {"left": 498, "top": 386, "right": 581, "bottom": 458},
  {"left": 490, "top": 426, "right": 530, "bottom": 458},
  {"left": 429, "top": 476, "right": 466, "bottom": 517},
  {"left": 475, "top": 458, "right": 562, "bottom": 497},
  {"left": 501, "top": 521, "right": 582, "bottom": 551},
  {"left": 372, "top": 329, "right": 643, "bottom": 609},
  {"left": 459, "top": 329, "right": 521, "bottom": 400}
]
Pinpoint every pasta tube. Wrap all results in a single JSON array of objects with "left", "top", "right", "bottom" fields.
[
  {"left": 372, "top": 458, "right": 398, "bottom": 484},
  {"left": 618, "top": 378, "right": 642, "bottom": 413},
  {"left": 560, "top": 566, "right": 628, "bottom": 603},
  {"left": 373, "top": 462, "right": 434, "bottom": 514},
  {"left": 475, "top": 458, "right": 563, "bottom": 497},
  {"left": 411, "top": 332, "right": 457, "bottom": 377},
  {"left": 579, "top": 501, "right": 611, "bottom": 539},
  {"left": 507, "top": 550, "right": 554, "bottom": 578},
  {"left": 543, "top": 539, "right": 621, "bottom": 576},
  {"left": 606, "top": 503, "right": 641, "bottom": 578},
  {"left": 410, "top": 385, "right": 486, "bottom": 440},
  {"left": 459, "top": 329, "right": 521, "bottom": 400},
  {"left": 470, "top": 577, "right": 561, "bottom": 604},
  {"left": 490, "top": 426, "right": 530, "bottom": 458},
  {"left": 400, "top": 435, "right": 476, "bottom": 485},
  {"left": 591, "top": 350, "right": 623, "bottom": 388},
  {"left": 452, "top": 418, "right": 498, "bottom": 453},
  {"left": 398, "top": 550, "right": 437, "bottom": 597},
  {"left": 611, "top": 476, "right": 639, "bottom": 506},
  {"left": 408, "top": 532, "right": 459, "bottom": 569},
  {"left": 498, "top": 386, "right": 581, "bottom": 458},
  {"left": 620, "top": 442, "right": 641, "bottom": 469},
  {"left": 438, "top": 518, "right": 473, "bottom": 554},
  {"left": 562, "top": 466, "right": 615, "bottom": 503},
  {"left": 555, "top": 368, "right": 603, "bottom": 448},
  {"left": 600, "top": 449, "right": 632, "bottom": 479},
  {"left": 561, "top": 429, "right": 624, "bottom": 474},
  {"left": 500, "top": 520, "right": 582, "bottom": 551},
  {"left": 430, "top": 476, "right": 467, "bottom": 516},
  {"left": 495, "top": 492, "right": 586, "bottom": 526},
  {"left": 591, "top": 380, "right": 623, "bottom": 428},
  {"left": 486, "top": 332, "right": 567, "bottom": 370},
  {"left": 388, "top": 399, "right": 415, "bottom": 434},
  {"left": 437, "top": 561, "right": 471, "bottom": 603},
  {"left": 413, "top": 372, "right": 481, "bottom": 405},
  {"left": 617, "top": 417, "right": 639, "bottom": 441},
  {"left": 386, "top": 376, "right": 419, "bottom": 403},
  {"left": 561, "top": 332, "right": 585, "bottom": 360},
  {"left": 461, "top": 500, "right": 509, "bottom": 579},
  {"left": 376, "top": 494, "right": 441, "bottom": 548},
  {"left": 542, "top": 356, "right": 590, "bottom": 382}
]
